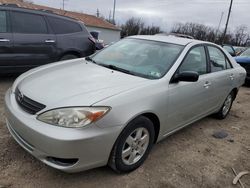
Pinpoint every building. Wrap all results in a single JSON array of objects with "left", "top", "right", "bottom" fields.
[{"left": 0, "top": 0, "right": 121, "bottom": 44}]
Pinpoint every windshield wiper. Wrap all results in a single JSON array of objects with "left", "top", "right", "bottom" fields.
[
  {"left": 99, "top": 64, "right": 135, "bottom": 76},
  {"left": 85, "top": 56, "right": 97, "bottom": 64},
  {"left": 86, "top": 57, "right": 135, "bottom": 76}
]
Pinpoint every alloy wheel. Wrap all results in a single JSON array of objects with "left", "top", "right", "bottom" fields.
[
  {"left": 222, "top": 94, "right": 233, "bottom": 116},
  {"left": 121, "top": 127, "right": 150, "bottom": 165}
]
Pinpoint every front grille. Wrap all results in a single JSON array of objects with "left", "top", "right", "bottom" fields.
[{"left": 15, "top": 88, "right": 46, "bottom": 115}]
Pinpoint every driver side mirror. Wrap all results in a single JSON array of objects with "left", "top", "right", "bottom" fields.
[{"left": 172, "top": 71, "right": 199, "bottom": 83}]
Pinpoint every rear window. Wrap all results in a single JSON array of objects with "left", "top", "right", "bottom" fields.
[
  {"left": 0, "top": 11, "right": 7, "bottom": 33},
  {"left": 11, "top": 11, "right": 48, "bottom": 34},
  {"left": 47, "top": 16, "right": 82, "bottom": 34}
]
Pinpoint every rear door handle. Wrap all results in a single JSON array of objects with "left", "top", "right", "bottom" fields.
[
  {"left": 45, "top": 39, "right": 55, "bottom": 43},
  {"left": 0, "top": 38, "right": 10, "bottom": 42},
  {"left": 229, "top": 74, "right": 234, "bottom": 80},
  {"left": 204, "top": 81, "right": 211, "bottom": 88}
]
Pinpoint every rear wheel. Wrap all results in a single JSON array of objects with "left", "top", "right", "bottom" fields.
[
  {"left": 214, "top": 92, "right": 234, "bottom": 119},
  {"left": 109, "top": 116, "right": 155, "bottom": 173},
  {"left": 60, "top": 54, "right": 79, "bottom": 61}
]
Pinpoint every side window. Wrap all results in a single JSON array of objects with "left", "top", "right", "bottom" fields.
[
  {"left": 0, "top": 11, "right": 7, "bottom": 33},
  {"left": 47, "top": 16, "right": 82, "bottom": 34},
  {"left": 208, "top": 46, "right": 231, "bottom": 72},
  {"left": 179, "top": 46, "right": 207, "bottom": 75},
  {"left": 12, "top": 11, "right": 47, "bottom": 34}
]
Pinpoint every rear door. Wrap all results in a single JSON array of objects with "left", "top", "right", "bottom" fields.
[
  {"left": 46, "top": 16, "right": 95, "bottom": 57},
  {"left": 10, "top": 11, "right": 57, "bottom": 68},
  {"left": 206, "top": 45, "right": 235, "bottom": 108},
  {"left": 0, "top": 10, "right": 14, "bottom": 67}
]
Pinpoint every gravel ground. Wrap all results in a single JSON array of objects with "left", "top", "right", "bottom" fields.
[{"left": 0, "top": 76, "right": 249, "bottom": 188}]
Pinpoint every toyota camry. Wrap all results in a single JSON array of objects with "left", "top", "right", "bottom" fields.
[{"left": 5, "top": 35, "right": 246, "bottom": 173}]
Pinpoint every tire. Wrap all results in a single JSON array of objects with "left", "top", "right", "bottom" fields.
[
  {"left": 60, "top": 54, "right": 79, "bottom": 61},
  {"left": 214, "top": 92, "right": 234, "bottom": 119},
  {"left": 108, "top": 116, "right": 155, "bottom": 173}
]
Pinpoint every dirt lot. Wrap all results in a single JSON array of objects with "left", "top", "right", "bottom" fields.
[{"left": 0, "top": 76, "right": 249, "bottom": 188}]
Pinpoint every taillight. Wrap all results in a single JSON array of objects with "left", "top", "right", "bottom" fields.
[{"left": 88, "top": 36, "right": 96, "bottom": 44}]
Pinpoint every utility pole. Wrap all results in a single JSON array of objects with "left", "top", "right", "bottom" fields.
[
  {"left": 222, "top": 0, "right": 233, "bottom": 44},
  {"left": 62, "top": 0, "right": 68, "bottom": 10},
  {"left": 112, "top": 0, "right": 116, "bottom": 24},
  {"left": 215, "top": 12, "right": 224, "bottom": 42},
  {"left": 96, "top": 9, "right": 100, "bottom": 17}
]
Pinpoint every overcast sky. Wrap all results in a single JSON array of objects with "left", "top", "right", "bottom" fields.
[{"left": 31, "top": 0, "right": 250, "bottom": 32}]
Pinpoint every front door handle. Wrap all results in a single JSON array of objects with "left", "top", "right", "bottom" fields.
[
  {"left": 0, "top": 38, "right": 10, "bottom": 42},
  {"left": 45, "top": 39, "right": 56, "bottom": 43},
  {"left": 204, "top": 81, "right": 211, "bottom": 88}
]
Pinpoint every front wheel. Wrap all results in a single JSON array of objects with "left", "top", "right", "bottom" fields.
[
  {"left": 214, "top": 92, "right": 234, "bottom": 119},
  {"left": 109, "top": 116, "right": 155, "bottom": 173}
]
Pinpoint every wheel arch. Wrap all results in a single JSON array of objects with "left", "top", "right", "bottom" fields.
[
  {"left": 118, "top": 112, "right": 161, "bottom": 144},
  {"left": 59, "top": 50, "right": 82, "bottom": 60},
  {"left": 231, "top": 88, "right": 238, "bottom": 100},
  {"left": 140, "top": 113, "right": 160, "bottom": 143}
]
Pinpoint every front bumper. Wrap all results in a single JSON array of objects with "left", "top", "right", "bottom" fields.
[{"left": 4, "top": 88, "right": 121, "bottom": 172}]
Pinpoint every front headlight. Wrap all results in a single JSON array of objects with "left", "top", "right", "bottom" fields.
[{"left": 37, "top": 107, "right": 110, "bottom": 128}]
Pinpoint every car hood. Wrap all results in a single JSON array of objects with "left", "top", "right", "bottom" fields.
[
  {"left": 235, "top": 56, "right": 250, "bottom": 63},
  {"left": 17, "top": 59, "right": 148, "bottom": 108}
]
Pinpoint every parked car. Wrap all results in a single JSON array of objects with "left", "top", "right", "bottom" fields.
[
  {"left": 222, "top": 44, "right": 236, "bottom": 57},
  {"left": 0, "top": 5, "right": 96, "bottom": 74},
  {"left": 235, "top": 48, "right": 250, "bottom": 82},
  {"left": 90, "top": 31, "right": 105, "bottom": 50},
  {"left": 5, "top": 35, "right": 246, "bottom": 173},
  {"left": 234, "top": 46, "right": 246, "bottom": 56}
]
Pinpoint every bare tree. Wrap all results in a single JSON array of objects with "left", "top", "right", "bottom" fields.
[
  {"left": 171, "top": 22, "right": 217, "bottom": 42},
  {"left": 120, "top": 17, "right": 161, "bottom": 38},
  {"left": 233, "top": 25, "right": 248, "bottom": 46},
  {"left": 171, "top": 22, "right": 249, "bottom": 46}
]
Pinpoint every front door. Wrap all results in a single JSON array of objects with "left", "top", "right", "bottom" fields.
[
  {"left": 165, "top": 45, "right": 214, "bottom": 134},
  {"left": 0, "top": 10, "right": 14, "bottom": 69}
]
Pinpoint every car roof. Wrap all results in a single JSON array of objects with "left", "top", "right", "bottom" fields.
[
  {"left": 0, "top": 4, "right": 78, "bottom": 23},
  {"left": 128, "top": 35, "right": 209, "bottom": 46}
]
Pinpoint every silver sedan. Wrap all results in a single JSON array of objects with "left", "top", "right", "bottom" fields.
[{"left": 5, "top": 35, "right": 246, "bottom": 173}]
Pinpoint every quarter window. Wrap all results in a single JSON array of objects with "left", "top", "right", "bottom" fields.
[
  {"left": 47, "top": 16, "right": 82, "bottom": 34},
  {"left": 12, "top": 11, "right": 47, "bottom": 34},
  {"left": 179, "top": 46, "right": 207, "bottom": 75},
  {"left": 0, "top": 11, "right": 7, "bottom": 33},
  {"left": 208, "top": 46, "right": 232, "bottom": 72}
]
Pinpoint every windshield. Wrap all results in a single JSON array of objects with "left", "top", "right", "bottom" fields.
[
  {"left": 91, "top": 38, "right": 184, "bottom": 79},
  {"left": 240, "top": 48, "right": 250, "bottom": 57}
]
